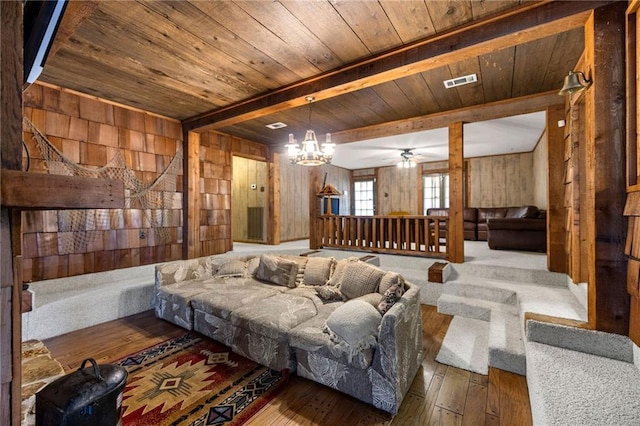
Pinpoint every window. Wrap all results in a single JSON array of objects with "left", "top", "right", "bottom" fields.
[
  {"left": 354, "top": 179, "right": 375, "bottom": 215},
  {"left": 423, "top": 173, "right": 449, "bottom": 213}
]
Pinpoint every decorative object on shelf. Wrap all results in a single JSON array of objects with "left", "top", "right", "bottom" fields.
[
  {"left": 397, "top": 148, "right": 417, "bottom": 168},
  {"left": 558, "top": 71, "right": 592, "bottom": 96},
  {"left": 285, "top": 96, "right": 335, "bottom": 166}
]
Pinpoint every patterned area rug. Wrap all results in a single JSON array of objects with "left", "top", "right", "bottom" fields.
[{"left": 115, "top": 333, "right": 288, "bottom": 425}]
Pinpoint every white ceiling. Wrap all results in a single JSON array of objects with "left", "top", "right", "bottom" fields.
[{"left": 330, "top": 111, "right": 547, "bottom": 170}]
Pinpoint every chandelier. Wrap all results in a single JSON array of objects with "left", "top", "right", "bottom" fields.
[{"left": 285, "top": 96, "right": 335, "bottom": 166}]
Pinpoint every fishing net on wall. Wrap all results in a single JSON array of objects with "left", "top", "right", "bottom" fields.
[{"left": 23, "top": 117, "right": 183, "bottom": 254}]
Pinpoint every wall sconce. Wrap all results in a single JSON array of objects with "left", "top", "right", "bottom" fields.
[{"left": 558, "top": 71, "right": 592, "bottom": 96}]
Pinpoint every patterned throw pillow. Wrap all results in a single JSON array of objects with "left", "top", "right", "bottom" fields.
[
  {"left": 324, "top": 300, "right": 382, "bottom": 362},
  {"left": 215, "top": 259, "right": 248, "bottom": 278},
  {"left": 337, "top": 261, "right": 386, "bottom": 300},
  {"left": 303, "top": 257, "right": 335, "bottom": 286},
  {"left": 378, "top": 271, "right": 404, "bottom": 295},
  {"left": 315, "top": 285, "right": 344, "bottom": 301},
  {"left": 377, "top": 283, "right": 405, "bottom": 315},
  {"left": 254, "top": 254, "right": 299, "bottom": 288}
]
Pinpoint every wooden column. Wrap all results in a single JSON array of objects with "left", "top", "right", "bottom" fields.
[
  {"left": 309, "top": 166, "right": 322, "bottom": 249},
  {"left": 547, "top": 104, "right": 567, "bottom": 272},
  {"left": 1, "top": 1, "right": 22, "bottom": 423},
  {"left": 448, "top": 122, "right": 464, "bottom": 263},
  {"left": 585, "top": 2, "right": 628, "bottom": 333},
  {"left": 267, "top": 151, "right": 281, "bottom": 245},
  {"left": 183, "top": 131, "right": 201, "bottom": 259}
]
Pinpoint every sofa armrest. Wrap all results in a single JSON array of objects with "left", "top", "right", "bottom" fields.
[
  {"left": 370, "top": 282, "right": 423, "bottom": 414},
  {"left": 155, "top": 257, "right": 210, "bottom": 288}
]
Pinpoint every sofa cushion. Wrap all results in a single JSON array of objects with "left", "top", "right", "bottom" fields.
[
  {"left": 215, "top": 258, "right": 249, "bottom": 278},
  {"left": 231, "top": 293, "right": 318, "bottom": 341},
  {"left": 304, "top": 256, "right": 335, "bottom": 286},
  {"left": 336, "top": 261, "right": 386, "bottom": 300},
  {"left": 478, "top": 207, "right": 508, "bottom": 222},
  {"left": 354, "top": 292, "right": 384, "bottom": 308},
  {"left": 316, "top": 285, "right": 344, "bottom": 301},
  {"left": 378, "top": 271, "right": 404, "bottom": 295},
  {"left": 324, "top": 300, "right": 381, "bottom": 363},
  {"left": 506, "top": 205, "right": 539, "bottom": 218},
  {"left": 190, "top": 279, "right": 282, "bottom": 320},
  {"left": 255, "top": 254, "right": 299, "bottom": 288},
  {"left": 327, "top": 257, "right": 360, "bottom": 286}
]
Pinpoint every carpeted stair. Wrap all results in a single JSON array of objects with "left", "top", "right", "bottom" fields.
[
  {"left": 525, "top": 320, "right": 640, "bottom": 425},
  {"left": 435, "top": 264, "right": 586, "bottom": 377}
]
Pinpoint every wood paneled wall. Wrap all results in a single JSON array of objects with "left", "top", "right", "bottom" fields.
[
  {"left": 533, "top": 129, "right": 548, "bottom": 209},
  {"left": 377, "top": 165, "right": 419, "bottom": 215},
  {"left": 468, "top": 153, "right": 535, "bottom": 207},
  {"left": 21, "top": 84, "right": 184, "bottom": 281},
  {"left": 279, "top": 157, "right": 309, "bottom": 241},
  {"left": 232, "top": 156, "right": 267, "bottom": 242}
]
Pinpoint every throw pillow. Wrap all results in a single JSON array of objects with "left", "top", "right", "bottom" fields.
[
  {"left": 324, "top": 300, "right": 382, "bottom": 362},
  {"left": 255, "top": 254, "right": 299, "bottom": 288},
  {"left": 327, "top": 257, "right": 360, "bottom": 286},
  {"left": 303, "top": 257, "right": 335, "bottom": 286},
  {"left": 215, "top": 258, "right": 247, "bottom": 278},
  {"left": 377, "top": 283, "right": 405, "bottom": 315},
  {"left": 278, "top": 255, "right": 308, "bottom": 286},
  {"left": 315, "top": 285, "right": 344, "bottom": 302},
  {"left": 353, "top": 292, "right": 384, "bottom": 308},
  {"left": 246, "top": 256, "right": 260, "bottom": 276},
  {"left": 337, "top": 261, "right": 386, "bottom": 300},
  {"left": 378, "top": 271, "right": 405, "bottom": 295}
]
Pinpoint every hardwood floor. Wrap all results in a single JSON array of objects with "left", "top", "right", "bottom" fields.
[{"left": 43, "top": 306, "right": 532, "bottom": 425}]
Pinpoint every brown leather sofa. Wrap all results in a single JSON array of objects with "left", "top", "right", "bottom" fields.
[
  {"left": 486, "top": 212, "right": 546, "bottom": 252},
  {"left": 425, "top": 205, "right": 546, "bottom": 252}
]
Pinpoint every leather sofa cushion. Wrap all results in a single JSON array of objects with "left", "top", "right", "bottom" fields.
[
  {"left": 506, "top": 205, "right": 539, "bottom": 219},
  {"left": 478, "top": 207, "right": 508, "bottom": 221},
  {"left": 487, "top": 218, "right": 546, "bottom": 231}
]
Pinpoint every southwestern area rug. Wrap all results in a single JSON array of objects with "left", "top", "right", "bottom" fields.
[{"left": 115, "top": 333, "right": 288, "bottom": 425}]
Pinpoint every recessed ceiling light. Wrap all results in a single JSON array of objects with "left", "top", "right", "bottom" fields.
[
  {"left": 443, "top": 73, "right": 478, "bottom": 89},
  {"left": 266, "top": 122, "right": 287, "bottom": 129}
]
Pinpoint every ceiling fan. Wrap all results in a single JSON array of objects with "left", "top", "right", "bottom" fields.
[{"left": 397, "top": 148, "right": 418, "bottom": 168}]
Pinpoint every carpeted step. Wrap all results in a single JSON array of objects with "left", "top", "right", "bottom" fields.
[
  {"left": 526, "top": 339, "right": 640, "bottom": 425},
  {"left": 437, "top": 294, "right": 503, "bottom": 321},
  {"left": 451, "top": 263, "right": 567, "bottom": 287},
  {"left": 442, "top": 281, "right": 517, "bottom": 304},
  {"left": 488, "top": 309, "right": 526, "bottom": 375}
]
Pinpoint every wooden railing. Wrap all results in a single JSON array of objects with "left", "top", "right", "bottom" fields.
[{"left": 316, "top": 214, "right": 448, "bottom": 258}]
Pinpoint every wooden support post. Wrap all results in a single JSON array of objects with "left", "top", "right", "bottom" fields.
[
  {"left": 268, "top": 151, "right": 281, "bottom": 245},
  {"left": 585, "top": 3, "right": 628, "bottom": 333},
  {"left": 309, "top": 167, "right": 322, "bottom": 249},
  {"left": 448, "top": 122, "right": 464, "bottom": 263},
  {"left": 1, "top": 1, "right": 22, "bottom": 423},
  {"left": 183, "top": 131, "right": 201, "bottom": 259},
  {"left": 547, "top": 104, "right": 567, "bottom": 272}
]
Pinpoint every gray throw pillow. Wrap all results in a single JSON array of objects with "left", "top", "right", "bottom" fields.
[
  {"left": 378, "top": 271, "right": 405, "bottom": 295},
  {"left": 255, "top": 254, "right": 299, "bottom": 288},
  {"left": 316, "top": 285, "right": 344, "bottom": 302},
  {"left": 327, "top": 257, "right": 360, "bottom": 286},
  {"left": 303, "top": 257, "right": 335, "bottom": 286},
  {"left": 215, "top": 259, "right": 247, "bottom": 278},
  {"left": 337, "top": 261, "right": 386, "bottom": 300},
  {"left": 324, "top": 300, "right": 382, "bottom": 362}
]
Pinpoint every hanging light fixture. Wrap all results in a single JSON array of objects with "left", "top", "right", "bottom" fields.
[
  {"left": 397, "top": 149, "right": 417, "bottom": 168},
  {"left": 285, "top": 96, "right": 335, "bottom": 166}
]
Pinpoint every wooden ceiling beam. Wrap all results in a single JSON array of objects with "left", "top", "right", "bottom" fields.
[
  {"left": 184, "top": 1, "right": 607, "bottom": 132},
  {"left": 330, "top": 90, "right": 564, "bottom": 144}
]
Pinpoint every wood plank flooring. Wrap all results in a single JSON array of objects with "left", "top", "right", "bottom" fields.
[{"left": 43, "top": 305, "right": 532, "bottom": 425}]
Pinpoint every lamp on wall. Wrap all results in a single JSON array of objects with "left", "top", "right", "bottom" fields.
[
  {"left": 285, "top": 96, "right": 335, "bottom": 166},
  {"left": 558, "top": 71, "right": 592, "bottom": 96}
]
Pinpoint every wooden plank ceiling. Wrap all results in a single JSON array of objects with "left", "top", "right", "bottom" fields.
[{"left": 40, "top": 0, "right": 588, "bottom": 147}]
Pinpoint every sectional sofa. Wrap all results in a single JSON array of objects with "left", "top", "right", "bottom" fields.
[
  {"left": 153, "top": 253, "right": 423, "bottom": 414},
  {"left": 426, "top": 205, "right": 546, "bottom": 251}
]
